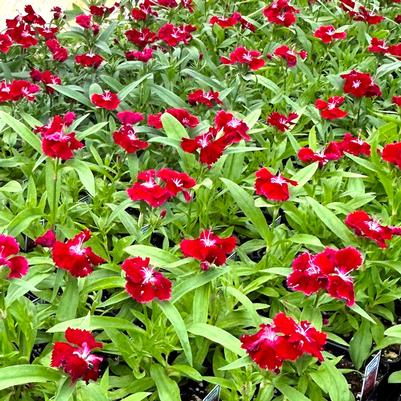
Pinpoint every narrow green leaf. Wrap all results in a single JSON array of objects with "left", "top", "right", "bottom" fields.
[
  {"left": 0, "top": 365, "right": 62, "bottom": 390},
  {"left": 121, "top": 393, "right": 152, "bottom": 401},
  {"left": 125, "top": 245, "right": 178, "bottom": 266},
  {"left": 188, "top": 323, "right": 245, "bottom": 356},
  {"left": 49, "top": 85, "right": 92, "bottom": 107},
  {"left": 47, "top": 316, "right": 144, "bottom": 333},
  {"left": 158, "top": 302, "right": 193, "bottom": 366},
  {"left": 222, "top": 178, "right": 271, "bottom": 243},
  {"left": 305, "top": 197, "right": 355, "bottom": 244},
  {"left": 161, "top": 113, "right": 189, "bottom": 139},
  {"left": 7, "top": 207, "right": 42, "bottom": 237},
  {"left": 118, "top": 74, "right": 152, "bottom": 101},
  {"left": 151, "top": 84, "right": 188, "bottom": 109},
  {"left": 274, "top": 383, "right": 312, "bottom": 401},
  {"left": 150, "top": 365, "right": 181, "bottom": 401},
  {"left": 68, "top": 159, "right": 96, "bottom": 197},
  {"left": 0, "top": 110, "right": 41, "bottom": 152},
  {"left": 172, "top": 269, "right": 227, "bottom": 303},
  {"left": 56, "top": 276, "right": 79, "bottom": 322}
]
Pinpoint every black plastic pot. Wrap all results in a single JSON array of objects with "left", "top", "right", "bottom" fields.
[
  {"left": 382, "top": 345, "right": 401, "bottom": 373},
  {"left": 366, "top": 372, "right": 401, "bottom": 401}
]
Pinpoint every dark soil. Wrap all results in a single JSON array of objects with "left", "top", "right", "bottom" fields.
[{"left": 180, "top": 380, "right": 209, "bottom": 401}]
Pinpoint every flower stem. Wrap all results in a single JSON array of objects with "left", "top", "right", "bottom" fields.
[{"left": 51, "top": 158, "right": 60, "bottom": 227}]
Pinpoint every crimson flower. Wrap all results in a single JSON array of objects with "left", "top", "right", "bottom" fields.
[
  {"left": 393, "top": 96, "right": 401, "bottom": 107},
  {"left": 113, "top": 125, "right": 148, "bottom": 154},
  {"left": 30, "top": 69, "right": 61, "bottom": 94},
  {"left": 267, "top": 112, "right": 298, "bottom": 131},
  {"left": 298, "top": 142, "right": 343, "bottom": 167},
  {"left": 0, "top": 34, "right": 12, "bottom": 53},
  {"left": 353, "top": 7, "right": 384, "bottom": 25},
  {"left": 148, "top": 109, "right": 199, "bottom": 129},
  {"left": 368, "top": 38, "right": 388, "bottom": 54},
  {"left": 388, "top": 44, "right": 401, "bottom": 58},
  {"left": 46, "top": 39, "right": 69, "bottom": 62},
  {"left": 156, "top": 168, "right": 196, "bottom": 201},
  {"left": 180, "top": 229, "right": 236, "bottom": 270},
  {"left": 125, "top": 28, "right": 157, "bottom": 48},
  {"left": 345, "top": 210, "right": 401, "bottom": 248},
  {"left": 76, "top": 14, "right": 92, "bottom": 28},
  {"left": 35, "top": 229, "right": 56, "bottom": 248},
  {"left": 34, "top": 113, "right": 84, "bottom": 160},
  {"left": 89, "top": 4, "right": 116, "bottom": 16},
  {"left": 287, "top": 247, "right": 363, "bottom": 306},
  {"left": 131, "top": 0, "right": 157, "bottom": 20},
  {"left": 263, "top": 0, "right": 299, "bottom": 27},
  {"left": 51, "top": 328, "right": 103, "bottom": 383},
  {"left": 315, "top": 96, "right": 348, "bottom": 120},
  {"left": 220, "top": 47, "right": 265, "bottom": 71},
  {"left": 341, "top": 70, "right": 381, "bottom": 98},
  {"left": 52, "top": 230, "right": 105, "bottom": 277},
  {"left": 274, "top": 45, "right": 307, "bottom": 67},
  {"left": 127, "top": 169, "right": 196, "bottom": 207},
  {"left": 0, "top": 80, "right": 40, "bottom": 103},
  {"left": 187, "top": 89, "right": 222, "bottom": 108},
  {"left": 5, "top": 20, "right": 38, "bottom": 48},
  {"left": 36, "top": 26, "right": 58, "bottom": 40},
  {"left": 75, "top": 53, "right": 104, "bottom": 69},
  {"left": 0, "top": 235, "right": 29, "bottom": 279},
  {"left": 240, "top": 312, "right": 326, "bottom": 371},
  {"left": 382, "top": 142, "right": 401, "bottom": 169},
  {"left": 158, "top": 23, "right": 196, "bottom": 46},
  {"left": 122, "top": 257, "right": 172, "bottom": 303},
  {"left": 339, "top": 133, "right": 370, "bottom": 156},
  {"left": 210, "top": 12, "right": 255, "bottom": 31},
  {"left": 181, "top": 111, "right": 250, "bottom": 165},
  {"left": 345, "top": 211, "right": 401, "bottom": 248},
  {"left": 181, "top": 128, "right": 227, "bottom": 165},
  {"left": 127, "top": 170, "right": 170, "bottom": 207},
  {"left": 125, "top": 48, "right": 153, "bottom": 62},
  {"left": 255, "top": 168, "right": 297, "bottom": 201},
  {"left": 91, "top": 91, "right": 120, "bottom": 110},
  {"left": 273, "top": 313, "right": 327, "bottom": 361},
  {"left": 314, "top": 25, "right": 347, "bottom": 44},
  {"left": 215, "top": 110, "right": 250, "bottom": 141},
  {"left": 117, "top": 111, "right": 144, "bottom": 125}
]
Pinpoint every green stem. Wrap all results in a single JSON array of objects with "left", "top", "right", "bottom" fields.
[
  {"left": 51, "top": 158, "right": 60, "bottom": 227},
  {"left": 355, "top": 98, "right": 363, "bottom": 128}
]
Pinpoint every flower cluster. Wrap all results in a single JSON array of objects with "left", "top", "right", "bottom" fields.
[
  {"left": 255, "top": 168, "right": 298, "bottom": 201},
  {"left": 181, "top": 110, "right": 250, "bottom": 165},
  {"left": 0, "top": 79, "right": 40, "bottom": 103},
  {"left": 263, "top": 0, "right": 299, "bottom": 27},
  {"left": 210, "top": 12, "right": 255, "bottom": 31},
  {"left": 148, "top": 108, "right": 199, "bottom": 129},
  {"left": 345, "top": 211, "right": 401, "bottom": 248},
  {"left": 267, "top": 112, "right": 298, "bottom": 132},
  {"left": 127, "top": 169, "right": 196, "bottom": 207},
  {"left": 113, "top": 111, "right": 148, "bottom": 154},
  {"left": 51, "top": 328, "right": 103, "bottom": 382},
  {"left": 180, "top": 229, "right": 236, "bottom": 270},
  {"left": 52, "top": 230, "right": 105, "bottom": 277},
  {"left": 240, "top": 312, "right": 326, "bottom": 371},
  {"left": 298, "top": 133, "right": 370, "bottom": 166},
  {"left": 34, "top": 113, "right": 84, "bottom": 160},
  {"left": 0, "top": 235, "right": 29, "bottom": 279},
  {"left": 287, "top": 247, "right": 363, "bottom": 306},
  {"left": 220, "top": 47, "right": 265, "bottom": 71},
  {"left": 122, "top": 257, "right": 172, "bottom": 303}
]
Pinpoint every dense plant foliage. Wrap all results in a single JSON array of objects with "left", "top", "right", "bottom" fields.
[{"left": 1, "top": 0, "right": 401, "bottom": 400}]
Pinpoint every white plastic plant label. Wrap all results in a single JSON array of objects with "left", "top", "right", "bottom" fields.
[
  {"left": 203, "top": 385, "right": 221, "bottom": 401},
  {"left": 360, "top": 351, "right": 381, "bottom": 401}
]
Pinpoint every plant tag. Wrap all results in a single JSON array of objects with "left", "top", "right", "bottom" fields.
[
  {"left": 360, "top": 351, "right": 381, "bottom": 400},
  {"left": 203, "top": 385, "right": 220, "bottom": 401}
]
